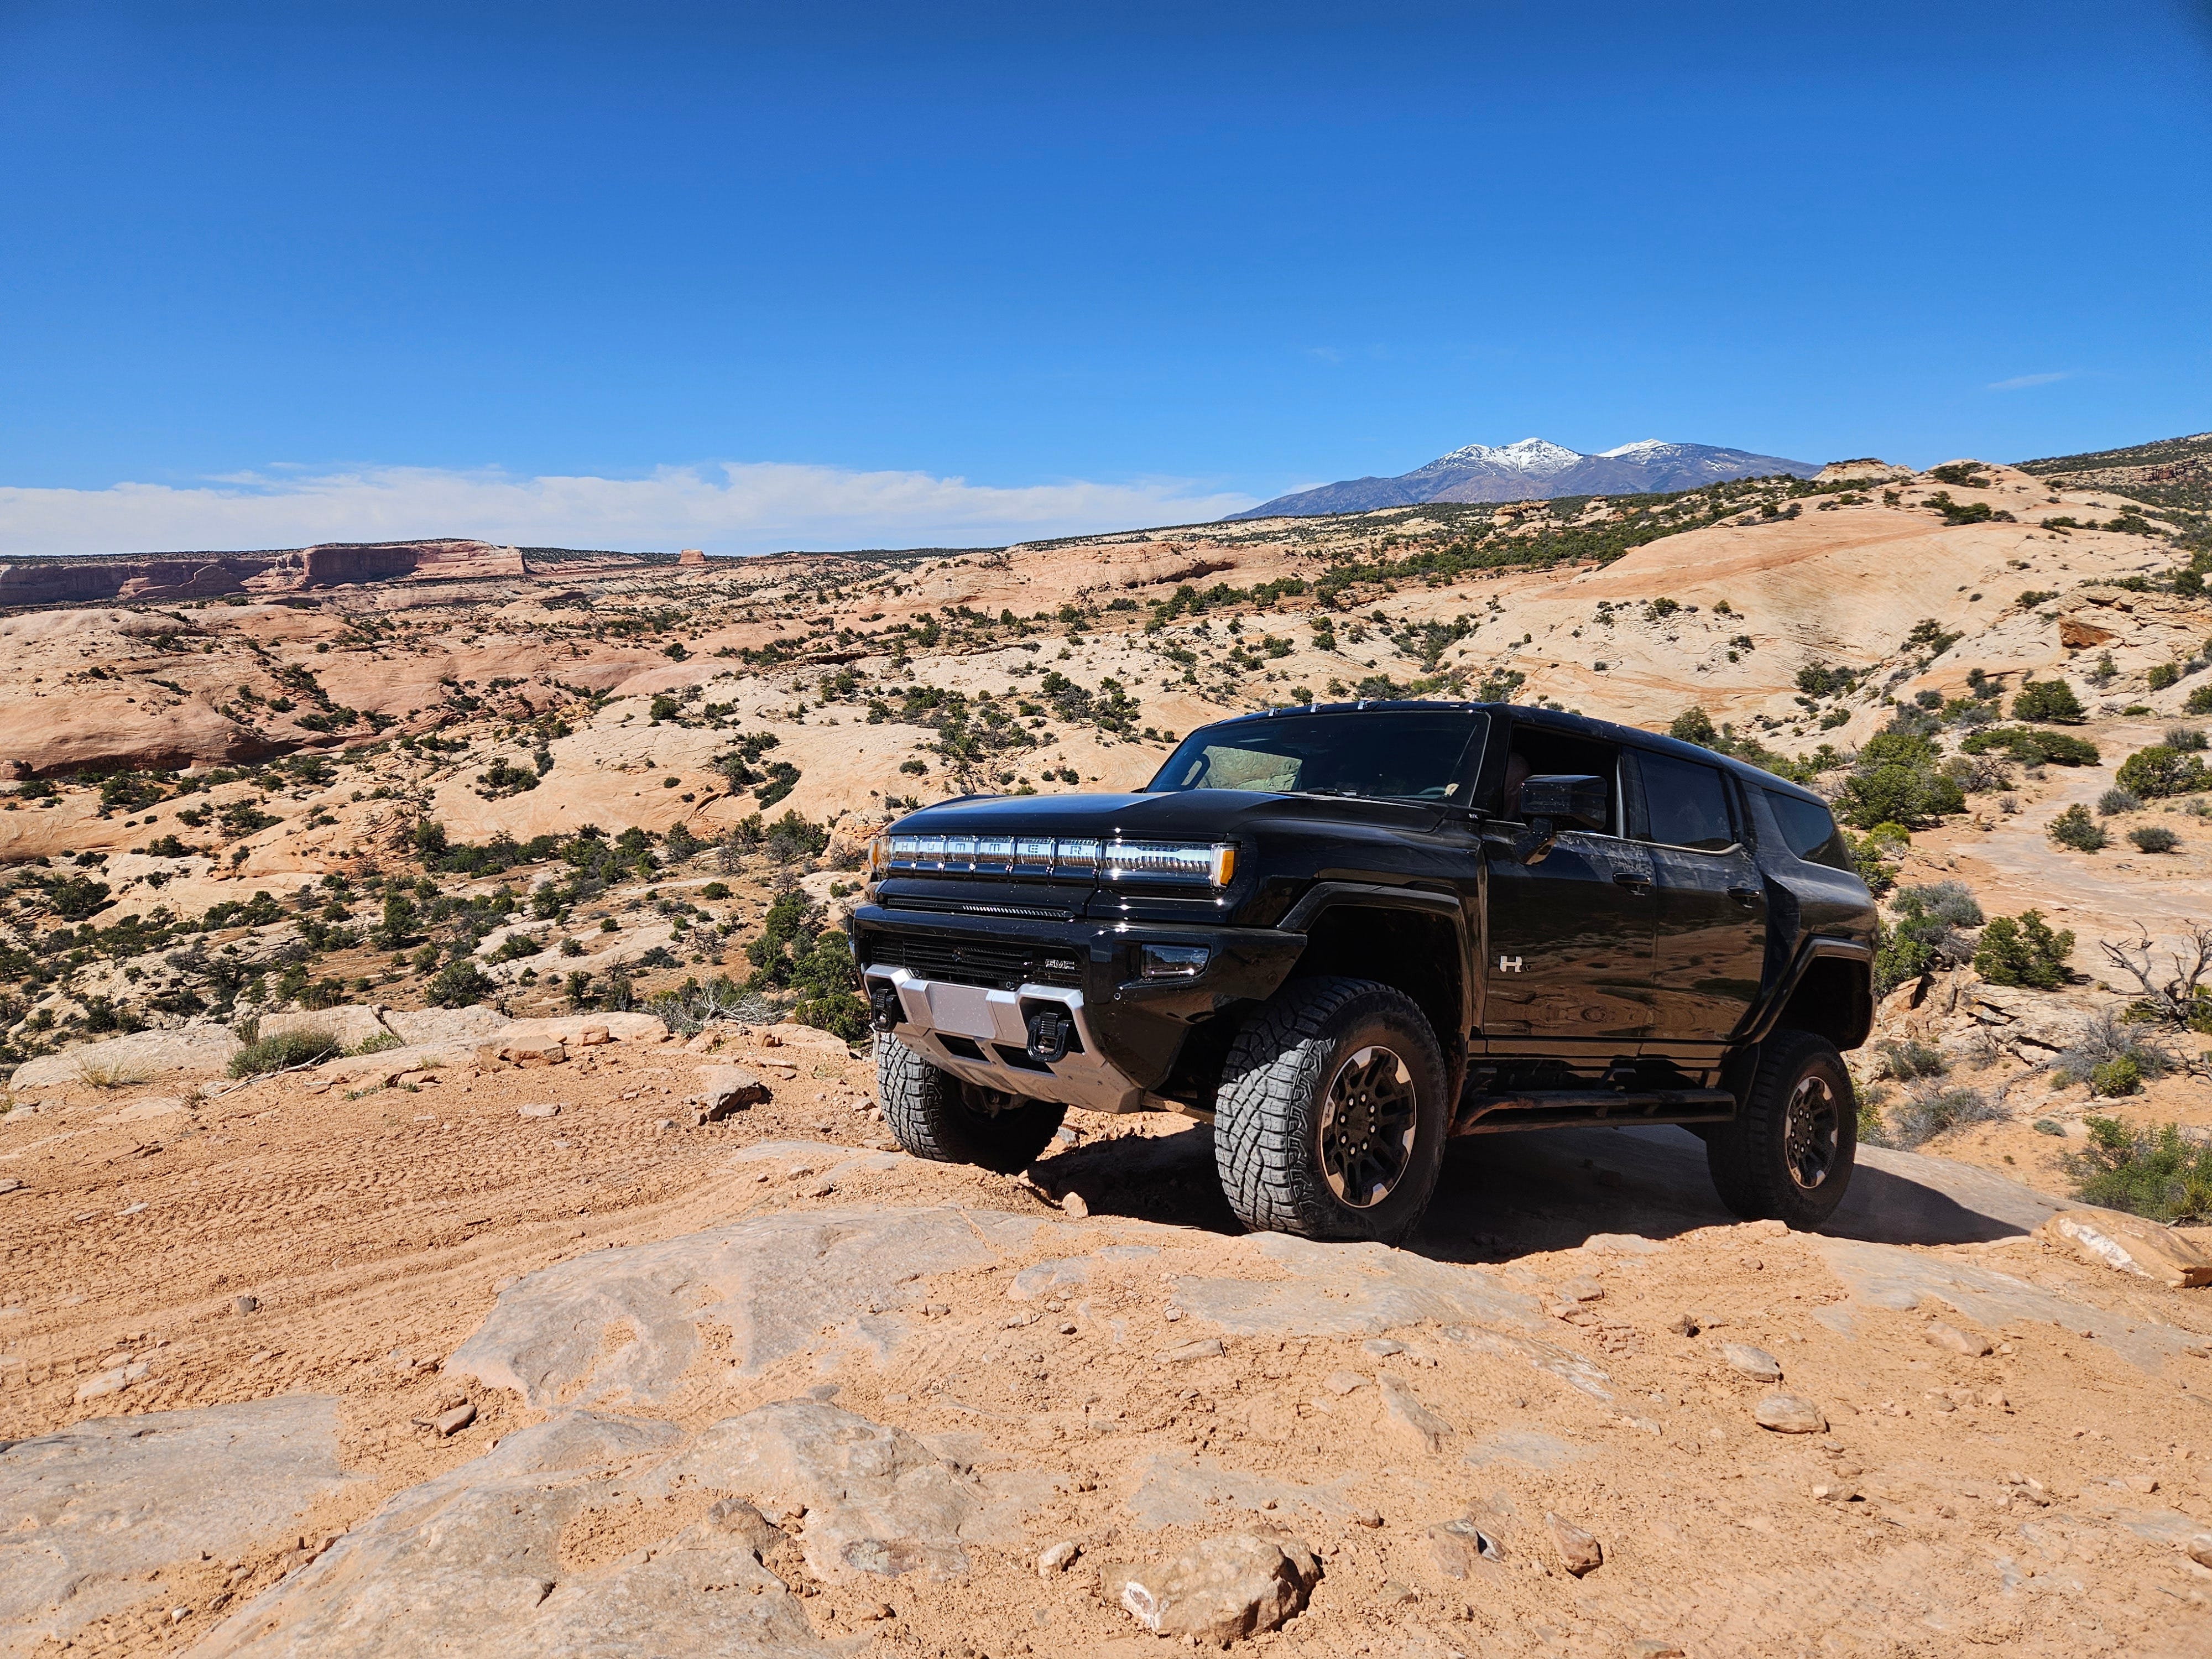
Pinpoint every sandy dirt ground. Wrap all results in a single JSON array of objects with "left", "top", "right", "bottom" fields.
[{"left": 8, "top": 1030, "right": 2212, "bottom": 1658}]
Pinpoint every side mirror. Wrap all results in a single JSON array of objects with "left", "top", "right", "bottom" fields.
[{"left": 1517, "top": 774, "right": 1609, "bottom": 834}]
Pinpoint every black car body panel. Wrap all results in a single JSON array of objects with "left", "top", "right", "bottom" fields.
[{"left": 850, "top": 701, "right": 1876, "bottom": 1128}]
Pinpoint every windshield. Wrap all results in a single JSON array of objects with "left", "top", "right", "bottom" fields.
[{"left": 1145, "top": 709, "right": 1489, "bottom": 802}]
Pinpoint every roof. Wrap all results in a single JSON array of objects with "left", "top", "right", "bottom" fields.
[{"left": 1202, "top": 698, "right": 1827, "bottom": 806}]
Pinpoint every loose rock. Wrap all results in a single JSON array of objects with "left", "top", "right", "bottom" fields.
[
  {"left": 1755, "top": 1394, "right": 1828, "bottom": 1434},
  {"left": 516, "top": 1103, "right": 561, "bottom": 1119},
  {"left": 1721, "top": 1343, "right": 1784, "bottom": 1381},
  {"left": 1157, "top": 1338, "right": 1224, "bottom": 1363},
  {"left": 233, "top": 1294, "right": 259, "bottom": 1315},
  {"left": 1101, "top": 1530, "right": 1322, "bottom": 1644},
  {"left": 1376, "top": 1374, "right": 1454, "bottom": 1453},
  {"left": 1545, "top": 1511, "right": 1603, "bottom": 1575},
  {"left": 2188, "top": 1536, "right": 2212, "bottom": 1569},
  {"left": 1060, "top": 1190, "right": 1090, "bottom": 1219},
  {"left": 434, "top": 1403, "right": 477, "bottom": 1437},
  {"left": 2038, "top": 1209, "right": 2212, "bottom": 1288},
  {"left": 695, "top": 1065, "right": 769, "bottom": 1123},
  {"left": 1037, "top": 1539, "right": 1081, "bottom": 1576},
  {"left": 1926, "top": 1321, "right": 1994, "bottom": 1358}
]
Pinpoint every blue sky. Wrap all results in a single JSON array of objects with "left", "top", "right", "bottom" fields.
[{"left": 2, "top": 1, "right": 2208, "bottom": 554}]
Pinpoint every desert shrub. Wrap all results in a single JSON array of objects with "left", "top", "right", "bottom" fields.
[
  {"left": 1900, "top": 879, "right": 1984, "bottom": 928},
  {"left": 2129, "top": 825, "right": 2180, "bottom": 853},
  {"left": 2048, "top": 804, "right": 2107, "bottom": 851},
  {"left": 1878, "top": 1039, "right": 1949, "bottom": 1081},
  {"left": 1973, "top": 910, "right": 2074, "bottom": 988},
  {"left": 2012, "top": 679, "right": 2086, "bottom": 724},
  {"left": 2053, "top": 1011, "right": 2179, "bottom": 1092},
  {"left": 350, "top": 1031, "right": 402, "bottom": 1056},
  {"left": 1834, "top": 737, "right": 1965, "bottom": 829},
  {"left": 2150, "top": 662, "right": 2183, "bottom": 692},
  {"left": 791, "top": 928, "right": 869, "bottom": 1045},
  {"left": 1963, "top": 726, "right": 2099, "bottom": 766},
  {"left": 426, "top": 961, "right": 495, "bottom": 1008},
  {"left": 228, "top": 1025, "right": 341, "bottom": 1077},
  {"left": 2065, "top": 1119, "right": 2212, "bottom": 1222},
  {"left": 1844, "top": 822, "right": 1910, "bottom": 897},
  {"left": 2188, "top": 684, "right": 2212, "bottom": 716},
  {"left": 2116, "top": 744, "right": 2211, "bottom": 798},
  {"left": 2098, "top": 786, "right": 2143, "bottom": 816},
  {"left": 299, "top": 977, "right": 348, "bottom": 1010},
  {"left": 2090, "top": 1056, "right": 2143, "bottom": 1097},
  {"left": 1940, "top": 753, "right": 2008, "bottom": 793},
  {"left": 763, "top": 809, "right": 830, "bottom": 865},
  {"left": 701, "top": 881, "right": 731, "bottom": 899},
  {"left": 490, "top": 932, "right": 543, "bottom": 962},
  {"left": 1668, "top": 707, "right": 1719, "bottom": 746},
  {"left": 1869, "top": 1086, "right": 2001, "bottom": 1149},
  {"left": 1874, "top": 882, "right": 1981, "bottom": 995},
  {"left": 2167, "top": 726, "right": 2209, "bottom": 752}
]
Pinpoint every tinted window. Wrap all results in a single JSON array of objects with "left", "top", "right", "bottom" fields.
[
  {"left": 1148, "top": 711, "right": 1488, "bottom": 803},
  {"left": 1765, "top": 789, "right": 1853, "bottom": 871},
  {"left": 1638, "top": 752, "right": 1736, "bottom": 851}
]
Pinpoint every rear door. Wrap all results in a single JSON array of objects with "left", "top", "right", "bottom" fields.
[
  {"left": 1629, "top": 748, "right": 1768, "bottom": 1045},
  {"left": 1482, "top": 729, "right": 1657, "bottom": 1049}
]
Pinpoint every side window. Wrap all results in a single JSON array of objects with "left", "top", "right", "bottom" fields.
[
  {"left": 1636, "top": 751, "right": 1737, "bottom": 851},
  {"left": 1765, "top": 789, "right": 1853, "bottom": 872},
  {"left": 1505, "top": 728, "right": 1621, "bottom": 836}
]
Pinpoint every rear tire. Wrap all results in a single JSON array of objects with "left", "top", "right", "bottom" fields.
[
  {"left": 875, "top": 1035, "right": 1066, "bottom": 1173},
  {"left": 1213, "top": 977, "right": 1448, "bottom": 1244},
  {"left": 1704, "top": 1029, "right": 1856, "bottom": 1228}
]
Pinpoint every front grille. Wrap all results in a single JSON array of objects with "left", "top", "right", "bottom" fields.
[{"left": 867, "top": 932, "right": 1084, "bottom": 992}]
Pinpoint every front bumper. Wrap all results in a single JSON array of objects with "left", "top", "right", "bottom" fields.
[
  {"left": 850, "top": 902, "right": 1304, "bottom": 1114},
  {"left": 863, "top": 964, "right": 1141, "bottom": 1113}
]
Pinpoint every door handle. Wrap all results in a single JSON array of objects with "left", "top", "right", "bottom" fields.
[
  {"left": 1613, "top": 872, "right": 1652, "bottom": 891},
  {"left": 1727, "top": 886, "right": 1761, "bottom": 908}
]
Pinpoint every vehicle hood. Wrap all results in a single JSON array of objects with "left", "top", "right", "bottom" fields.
[{"left": 891, "top": 789, "right": 1443, "bottom": 838}]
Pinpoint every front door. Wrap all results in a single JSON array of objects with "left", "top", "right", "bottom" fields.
[
  {"left": 1484, "top": 830, "right": 1657, "bottom": 1045},
  {"left": 1479, "top": 723, "right": 1657, "bottom": 1050},
  {"left": 1628, "top": 748, "right": 1770, "bottom": 1042}
]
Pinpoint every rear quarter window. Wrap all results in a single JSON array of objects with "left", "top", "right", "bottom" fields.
[{"left": 1765, "top": 789, "right": 1853, "bottom": 872}]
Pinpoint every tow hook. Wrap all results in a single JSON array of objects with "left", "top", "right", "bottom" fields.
[
  {"left": 1025, "top": 1006, "right": 1073, "bottom": 1062},
  {"left": 868, "top": 982, "right": 904, "bottom": 1032}
]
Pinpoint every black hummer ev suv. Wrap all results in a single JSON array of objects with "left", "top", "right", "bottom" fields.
[{"left": 852, "top": 701, "right": 1876, "bottom": 1243}]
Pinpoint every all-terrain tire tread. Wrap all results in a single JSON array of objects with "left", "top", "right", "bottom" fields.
[
  {"left": 1705, "top": 1027, "right": 1856, "bottom": 1227},
  {"left": 875, "top": 1035, "right": 1066, "bottom": 1173},
  {"left": 1213, "top": 976, "right": 1444, "bottom": 1243}
]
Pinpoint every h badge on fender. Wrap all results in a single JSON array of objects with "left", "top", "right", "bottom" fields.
[{"left": 1498, "top": 955, "right": 1523, "bottom": 973}]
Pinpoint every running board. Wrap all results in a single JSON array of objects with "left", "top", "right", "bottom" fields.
[{"left": 1451, "top": 1087, "right": 1738, "bottom": 1136}]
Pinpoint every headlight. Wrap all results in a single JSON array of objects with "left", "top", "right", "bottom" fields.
[
  {"left": 1104, "top": 841, "right": 1236, "bottom": 886},
  {"left": 885, "top": 833, "right": 1235, "bottom": 886},
  {"left": 868, "top": 833, "right": 890, "bottom": 878}
]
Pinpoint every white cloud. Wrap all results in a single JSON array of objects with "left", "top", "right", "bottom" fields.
[
  {"left": 1987, "top": 371, "right": 2070, "bottom": 391},
  {"left": 0, "top": 461, "right": 1259, "bottom": 558}
]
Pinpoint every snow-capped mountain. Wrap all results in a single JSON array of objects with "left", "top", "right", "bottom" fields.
[{"left": 1228, "top": 437, "right": 1819, "bottom": 519}]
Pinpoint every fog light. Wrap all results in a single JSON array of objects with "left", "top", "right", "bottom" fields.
[{"left": 1139, "top": 944, "right": 1211, "bottom": 980}]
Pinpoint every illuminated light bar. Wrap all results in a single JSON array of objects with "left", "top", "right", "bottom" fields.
[{"left": 883, "top": 832, "right": 1235, "bottom": 886}]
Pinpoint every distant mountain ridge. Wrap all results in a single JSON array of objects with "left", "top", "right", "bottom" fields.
[{"left": 1229, "top": 436, "right": 1820, "bottom": 519}]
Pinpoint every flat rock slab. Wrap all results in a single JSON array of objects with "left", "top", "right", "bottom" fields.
[
  {"left": 1813, "top": 1237, "right": 2194, "bottom": 1375},
  {"left": 447, "top": 1206, "right": 1050, "bottom": 1408},
  {"left": 1173, "top": 1232, "right": 1551, "bottom": 1341},
  {"left": 197, "top": 1400, "right": 1057, "bottom": 1657},
  {"left": 10, "top": 1025, "right": 239, "bottom": 1089},
  {"left": 192, "top": 1410, "right": 828, "bottom": 1659},
  {"left": 0, "top": 1396, "right": 349, "bottom": 1655},
  {"left": 259, "top": 1005, "right": 390, "bottom": 1050},
  {"left": 1123, "top": 1455, "right": 1356, "bottom": 1531}
]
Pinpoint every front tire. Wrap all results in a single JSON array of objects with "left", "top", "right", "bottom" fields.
[
  {"left": 875, "top": 1035, "right": 1066, "bottom": 1173},
  {"left": 1704, "top": 1029, "right": 1856, "bottom": 1228},
  {"left": 1213, "top": 977, "right": 1448, "bottom": 1244}
]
